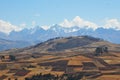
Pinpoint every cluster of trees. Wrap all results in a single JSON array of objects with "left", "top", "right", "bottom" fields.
[
  {"left": 25, "top": 73, "right": 84, "bottom": 80},
  {"left": 95, "top": 46, "right": 108, "bottom": 56},
  {"left": 9, "top": 55, "right": 16, "bottom": 61},
  {"left": 0, "top": 55, "right": 16, "bottom": 61}
]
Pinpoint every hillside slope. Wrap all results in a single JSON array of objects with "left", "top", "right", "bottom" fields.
[
  {"left": 0, "top": 38, "right": 31, "bottom": 51},
  {"left": 1, "top": 36, "right": 120, "bottom": 55}
]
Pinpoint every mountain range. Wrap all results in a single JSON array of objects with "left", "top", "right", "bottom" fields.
[
  {"left": 0, "top": 38, "right": 30, "bottom": 51},
  {"left": 0, "top": 24, "right": 120, "bottom": 51}
]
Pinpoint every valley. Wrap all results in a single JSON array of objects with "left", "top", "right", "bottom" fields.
[{"left": 0, "top": 36, "right": 120, "bottom": 80}]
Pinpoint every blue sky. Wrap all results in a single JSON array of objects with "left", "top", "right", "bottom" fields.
[{"left": 0, "top": 0, "right": 120, "bottom": 28}]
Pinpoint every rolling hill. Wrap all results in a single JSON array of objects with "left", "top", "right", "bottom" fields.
[
  {"left": 0, "top": 24, "right": 120, "bottom": 51},
  {"left": 2, "top": 36, "right": 120, "bottom": 54}
]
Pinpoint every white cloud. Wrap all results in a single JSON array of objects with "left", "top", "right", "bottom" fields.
[
  {"left": 104, "top": 19, "right": 120, "bottom": 30},
  {"left": 59, "top": 16, "right": 120, "bottom": 30},
  {"left": 59, "top": 16, "right": 98, "bottom": 30},
  {"left": 41, "top": 25, "right": 51, "bottom": 30},
  {"left": 1, "top": 16, "right": 120, "bottom": 35},
  {"left": 0, "top": 20, "right": 22, "bottom": 34}
]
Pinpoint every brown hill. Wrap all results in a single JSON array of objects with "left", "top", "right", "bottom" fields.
[{"left": 1, "top": 36, "right": 120, "bottom": 54}]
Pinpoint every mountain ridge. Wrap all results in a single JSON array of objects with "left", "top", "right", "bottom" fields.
[
  {"left": 0, "top": 24, "right": 120, "bottom": 51},
  {"left": 2, "top": 36, "right": 120, "bottom": 55},
  {"left": 0, "top": 38, "right": 31, "bottom": 51},
  {"left": 0, "top": 25, "right": 120, "bottom": 43}
]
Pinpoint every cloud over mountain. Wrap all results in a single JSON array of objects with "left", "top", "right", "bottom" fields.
[
  {"left": 0, "top": 17, "right": 120, "bottom": 44},
  {"left": 0, "top": 20, "right": 22, "bottom": 34},
  {"left": 0, "top": 16, "right": 120, "bottom": 34},
  {"left": 59, "top": 16, "right": 98, "bottom": 30},
  {"left": 59, "top": 16, "right": 120, "bottom": 31},
  {"left": 104, "top": 19, "right": 120, "bottom": 30}
]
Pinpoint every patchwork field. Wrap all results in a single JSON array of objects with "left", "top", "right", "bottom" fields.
[{"left": 0, "top": 51, "right": 120, "bottom": 80}]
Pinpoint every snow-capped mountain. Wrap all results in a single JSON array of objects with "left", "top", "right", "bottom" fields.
[
  {"left": 0, "top": 24, "right": 120, "bottom": 44},
  {"left": 0, "top": 23, "right": 120, "bottom": 51}
]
